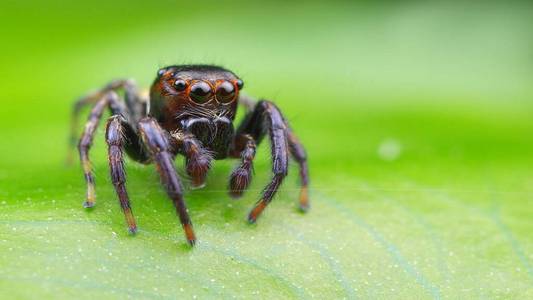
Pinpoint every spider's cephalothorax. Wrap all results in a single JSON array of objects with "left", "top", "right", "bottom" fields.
[
  {"left": 69, "top": 65, "right": 309, "bottom": 246},
  {"left": 150, "top": 65, "right": 242, "bottom": 159}
]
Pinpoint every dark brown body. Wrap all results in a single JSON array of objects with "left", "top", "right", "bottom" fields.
[{"left": 70, "top": 64, "right": 309, "bottom": 246}]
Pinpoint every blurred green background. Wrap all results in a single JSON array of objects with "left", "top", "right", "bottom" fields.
[{"left": 0, "top": 0, "right": 532, "bottom": 299}]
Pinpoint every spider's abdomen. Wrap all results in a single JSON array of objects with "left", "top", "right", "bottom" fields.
[{"left": 182, "top": 117, "right": 234, "bottom": 159}]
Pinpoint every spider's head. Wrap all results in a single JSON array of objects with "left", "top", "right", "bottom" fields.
[
  {"left": 150, "top": 64, "right": 243, "bottom": 123},
  {"left": 150, "top": 65, "right": 243, "bottom": 157}
]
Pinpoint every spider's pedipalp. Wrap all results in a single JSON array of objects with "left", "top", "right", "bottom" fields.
[
  {"left": 181, "top": 133, "right": 213, "bottom": 189},
  {"left": 228, "top": 134, "right": 256, "bottom": 198}
]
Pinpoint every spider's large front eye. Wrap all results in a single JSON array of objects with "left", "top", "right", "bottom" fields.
[
  {"left": 216, "top": 81, "right": 236, "bottom": 103},
  {"left": 189, "top": 81, "right": 212, "bottom": 104}
]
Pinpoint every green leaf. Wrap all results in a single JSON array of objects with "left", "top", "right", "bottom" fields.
[{"left": 1, "top": 1, "right": 532, "bottom": 299}]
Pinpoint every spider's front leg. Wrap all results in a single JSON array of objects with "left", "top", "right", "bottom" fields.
[
  {"left": 235, "top": 97, "right": 310, "bottom": 213},
  {"left": 234, "top": 101, "right": 291, "bottom": 223},
  {"left": 138, "top": 118, "right": 196, "bottom": 245}
]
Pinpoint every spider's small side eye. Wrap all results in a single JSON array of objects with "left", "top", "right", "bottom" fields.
[
  {"left": 189, "top": 81, "right": 212, "bottom": 104},
  {"left": 157, "top": 68, "right": 166, "bottom": 77},
  {"left": 216, "top": 81, "right": 236, "bottom": 103},
  {"left": 236, "top": 79, "right": 244, "bottom": 89},
  {"left": 174, "top": 79, "right": 187, "bottom": 92}
]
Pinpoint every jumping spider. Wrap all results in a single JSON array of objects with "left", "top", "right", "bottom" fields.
[{"left": 69, "top": 65, "right": 309, "bottom": 245}]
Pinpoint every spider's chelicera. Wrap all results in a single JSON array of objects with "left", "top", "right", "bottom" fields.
[{"left": 69, "top": 65, "right": 309, "bottom": 245}]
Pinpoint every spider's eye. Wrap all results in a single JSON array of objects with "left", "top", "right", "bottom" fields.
[
  {"left": 236, "top": 79, "right": 244, "bottom": 89},
  {"left": 216, "top": 81, "right": 236, "bottom": 103},
  {"left": 157, "top": 68, "right": 166, "bottom": 77},
  {"left": 189, "top": 81, "right": 212, "bottom": 104},
  {"left": 174, "top": 79, "right": 187, "bottom": 92}
]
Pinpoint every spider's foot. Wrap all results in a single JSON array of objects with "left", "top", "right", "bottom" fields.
[
  {"left": 229, "top": 167, "right": 251, "bottom": 199},
  {"left": 83, "top": 184, "right": 96, "bottom": 208},
  {"left": 183, "top": 223, "right": 196, "bottom": 246},
  {"left": 298, "top": 186, "right": 310, "bottom": 213},
  {"left": 247, "top": 201, "right": 267, "bottom": 224},
  {"left": 128, "top": 226, "right": 138, "bottom": 235},
  {"left": 123, "top": 209, "right": 138, "bottom": 235},
  {"left": 83, "top": 200, "right": 95, "bottom": 208}
]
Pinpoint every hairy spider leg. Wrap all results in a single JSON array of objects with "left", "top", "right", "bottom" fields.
[
  {"left": 68, "top": 79, "right": 144, "bottom": 164},
  {"left": 236, "top": 94, "right": 257, "bottom": 113},
  {"left": 77, "top": 92, "right": 128, "bottom": 208},
  {"left": 234, "top": 98, "right": 310, "bottom": 213},
  {"left": 286, "top": 128, "right": 310, "bottom": 211},
  {"left": 105, "top": 114, "right": 149, "bottom": 234},
  {"left": 138, "top": 118, "right": 196, "bottom": 245},
  {"left": 233, "top": 100, "right": 290, "bottom": 223}
]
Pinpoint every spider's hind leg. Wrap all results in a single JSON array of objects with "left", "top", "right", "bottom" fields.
[
  {"left": 73, "top": 79, "right": 147, "bottom": 208},
  {"left": 286, "top": 128, "right": 309, "bottom": 212},
  {"left": 77, "top": 94, "right": 113, "bottom": 208},
  {"left": 76, "top": 91, "right": 133, "bottom": 208},
  {"left": 68, "top": 79, "right": 146, "bottom": 164}
]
